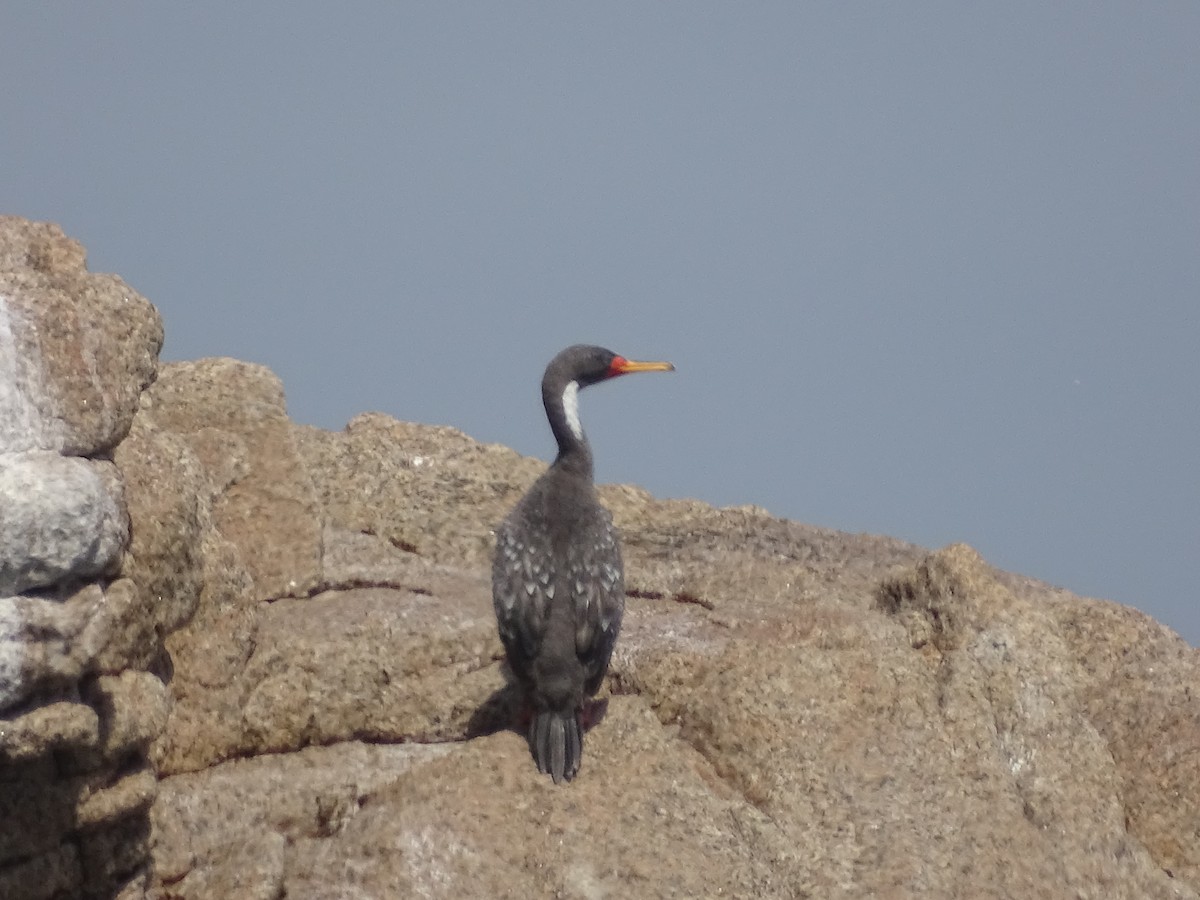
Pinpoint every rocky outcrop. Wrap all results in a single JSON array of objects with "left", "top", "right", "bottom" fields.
[
  {"left": 0, "top": 217, "right": 165, "bottom": 899},
  {"left": 139, "top": 360, "right": 1199, "bottom": 899},
  {"left": 3, "top": 217, "right": 1198, "bottom": 898}
]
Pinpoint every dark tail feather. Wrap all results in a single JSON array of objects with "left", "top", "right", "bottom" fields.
[{"left": 530, "top": 710, "right": 582, "bottom": 784}]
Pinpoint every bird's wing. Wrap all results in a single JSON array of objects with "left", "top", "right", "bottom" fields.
[
  {"left": 492, "top": 517, "right": 552, "bottom": 680},
  {"left": 570, "top": 512, "right": 625, "bottom": 696}
]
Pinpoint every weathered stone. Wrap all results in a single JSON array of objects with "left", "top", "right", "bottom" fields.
[
  {"left": 0, "top": 453, "right": 127, "bottom": 596},
  {"left": 77, "top": 812, "right": 151, "bottom": 900},
  {"left": 0, "top": 292, "right": 67, "bottom": 454},
  {"left": 157, "top": 576, "right": 496, "bottom": 774},
  {"left": 90, "top": 579, "right": 158, "bottom": 676},
  {"left": 317, "top": 521, "right": 437, "bottom": 591},
  {"left": 158, "top": 832, "right": 287, "bottom": 900},
  {"left": 0, "top": 700, "right": 99, "bottom": 764},
  {"left": 0, "top": 585, "right": 113, "bottom": 713},
  {"left": 1056, "top": 596, "right": 1200, "bottom": 886},
  {"left": 148, "top": 525, "right": 259, "bottom": 774},
  {"left": 0, "top": 842, "right": 81, "bottom": 900},
  {"left": 140, "top": 359, "right": 322, "bottom": 601},
  {"left": 152, "top": 742, "right": 453, "bottom": 893},
  {"left": 152, "top": 718, "right": 786, "bottom": 900},
  {"left": 0, "top": 216, "right": 162, "bottom": 457},
  {"left": 143, "top": 393, "right": 1200, "bottom": 898},
  {"left": 0, "top": 217, "right": 167, "bottom": 900},
  {"left": 0, "top": 217, "right": 88, "bottom": 275},
  {"left": 295, "top": 413, "right": 528, "bottom": 568},
  {"left": 7, "top": 215, "right": 1197, "bottom": 898},
  {"left": 112, "top": 422, "right": 209, "bottom": 669},
  {"left": 75, "top": 766, "right": 158, "bottom": 828},
  {"left": 0, "top": 761, "right": 82, "bottom": 864},
  {"left": 84, "top": 671, "right": 169, "bottom": 763},
  {"left": 151, "top": 598, "right": 257, "bottom": 776}
]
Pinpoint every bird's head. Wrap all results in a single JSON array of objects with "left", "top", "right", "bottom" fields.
[
  {"left": 552, "top": 344, "right": 675, "bottom": 388},
  {"left": 540, "top": 344, "right": 675, "bottom": 454}
]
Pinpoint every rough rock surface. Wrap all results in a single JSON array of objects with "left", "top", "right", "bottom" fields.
[
  {"left": 0, "top": 217, "right": 162, "bottom": 457},
  {"left": 0, "top": 217, "right": 165, "bottom": 899},
  {"left": 3, "top": 217, "right": 1199, "bottom": 898},
  {"left": 141, "top": 360, "right": 1199, "bottom": 899}
]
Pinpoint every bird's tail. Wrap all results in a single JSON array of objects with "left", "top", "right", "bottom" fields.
[{"left": 530, "top": 709, "right": 582, "bottom": 784}]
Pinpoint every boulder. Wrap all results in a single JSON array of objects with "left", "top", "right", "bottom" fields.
[
  {"left": 0, "top": 217, "right": 168, "bottom": 899},
  {"left": 3, "top": 216, "right": 1198, "bottom": 899},
  {"left": 0, "top": 216, "right": 161, "bottom": 456},
  {"left": 144, "top": 376, "right": 1200, "bottom": 898}
]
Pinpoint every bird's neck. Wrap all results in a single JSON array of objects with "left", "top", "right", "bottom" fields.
[{"left": 544, "top": 379, "right": 594, "bottom": 480}]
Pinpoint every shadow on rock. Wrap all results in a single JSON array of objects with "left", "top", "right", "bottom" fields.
[{"left": 465, "top": 682, "right": 523, "bottom": 740}]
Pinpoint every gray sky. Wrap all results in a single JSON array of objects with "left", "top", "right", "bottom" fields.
[{"left": 5, "top": 5, "right": 1198, "bottom": 643}]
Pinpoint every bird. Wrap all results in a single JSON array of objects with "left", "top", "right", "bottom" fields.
[{"left": 492, "top": 344, "right": 674, "bottom": 783}]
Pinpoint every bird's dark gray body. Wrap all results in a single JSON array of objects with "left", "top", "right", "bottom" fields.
[
  {"left": 492, "top": 344, "right": 671, "bottom": 783},
  {"left": 492, "top": 467, "right": 624, "bottom": 781}
]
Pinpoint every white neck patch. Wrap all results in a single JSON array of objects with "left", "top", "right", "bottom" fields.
[{"left": 561, "top": 380, "right": 583, "bottom": 441}]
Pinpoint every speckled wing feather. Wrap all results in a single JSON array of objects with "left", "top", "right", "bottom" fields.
[
  {"left": 492, "top": 515, "right": 552, "bottom": 680},
  {"left": 568, "top": 508, "right": 625, "bottom": 696}
]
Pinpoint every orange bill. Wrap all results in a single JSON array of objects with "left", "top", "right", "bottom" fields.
[{"left": 608, "top": 356, "right": 675, "bottom": 376}]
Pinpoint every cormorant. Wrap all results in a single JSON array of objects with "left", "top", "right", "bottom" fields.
[{"left": 492, "top": 344, "right": 674, "bottom": 783}]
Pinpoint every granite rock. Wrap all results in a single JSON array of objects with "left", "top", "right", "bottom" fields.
[
  {"left": 4, "top": 216, "right": 1199, "bottom": 899},
  {"left": 145, "top": 375, "right": 1200, "bottom": 898},
  {"left": 0, "top": 216, "right": 162, "bottom": 456},
  {"left": 0, "top": 217, "right": 170, "bottom": 899},
  {"left": 0, "top": 453, "right": 127, "bottom": 597}
]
